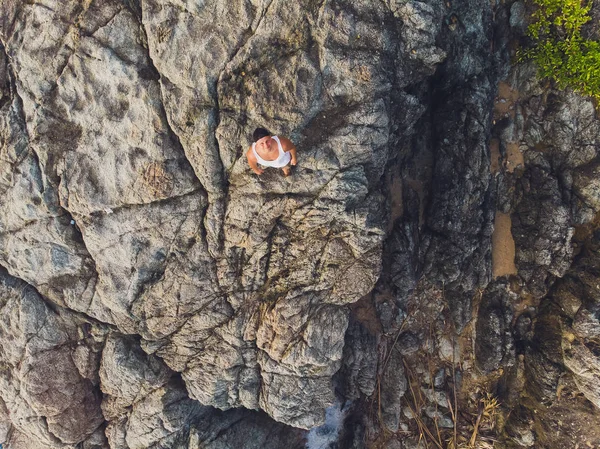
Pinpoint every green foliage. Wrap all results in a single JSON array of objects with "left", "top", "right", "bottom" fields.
[{"left": 519, "top": 0, "right": 600, "bottom": 102}]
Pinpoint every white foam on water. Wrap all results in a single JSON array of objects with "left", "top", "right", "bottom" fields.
[{"left": 306, "top": 401, "right": 351, "bottom": 449}]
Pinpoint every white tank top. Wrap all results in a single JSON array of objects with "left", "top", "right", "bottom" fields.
[{"left": 252, "top": 136, "right": 291, "bottom": 168}]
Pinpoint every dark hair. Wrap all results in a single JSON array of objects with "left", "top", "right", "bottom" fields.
[{"left": 253, "top": 127, "right": 271, "bottom": 142}]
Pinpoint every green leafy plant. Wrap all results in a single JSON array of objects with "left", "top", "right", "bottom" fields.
[{"left": 519, "top": 0, "right": 600, "bottom": 102}]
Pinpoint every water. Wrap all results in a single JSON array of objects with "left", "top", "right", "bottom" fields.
[{"left": 306, "top": 401, "right": 351, "bottom": 449}]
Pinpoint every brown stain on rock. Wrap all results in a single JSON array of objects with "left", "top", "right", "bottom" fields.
[
  {"left": 506, "top": 142, "right": 524, "bottom": 173},
  {"left": 492, "top": 211, "right": 517, "bottom": 278},
  {"left": 489, "top": 140, "right": 523, "bottom": 174},
  {"left": 494, "top": 81, "right": 520, "bottom": 120},
  {"left": 139, "top": 162, "right": 174, "bottom": 198},
  {"left": 490, "top": 138, "right": 501, "bottom": 173}
]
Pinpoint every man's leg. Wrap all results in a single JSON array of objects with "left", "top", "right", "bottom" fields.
[{"left": 282, "top": 165, "right": 291, "bottom": 177}]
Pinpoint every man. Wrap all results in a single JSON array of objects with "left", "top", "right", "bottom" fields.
[{"left": 246, "top": 127, "right": 297, "bottom": 177}]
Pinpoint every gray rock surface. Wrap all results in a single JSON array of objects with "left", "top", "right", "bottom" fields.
[
  {"left": 0, "top": 268, "right": 104, "bottom": 448},
  {"left": 0, "top": 0, "right": 447, "bottom": 441},
  {"left": 475, "top": 280, "right": 516, "bottom": 372},
  {"left": 491, "top": 50, "right": 600, "bottom": 449},
  {"left": 339, "top": 315, "right": 379, "bottom": 400},
  {"left": 0, "top": 0, "right": 414, "bottom": 432},
  {"left": 380, "top": 346, "right": 407, "bottom": 433}
]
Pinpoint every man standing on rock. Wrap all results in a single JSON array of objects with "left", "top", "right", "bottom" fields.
[{"left": 246, "top": 127, "right": 297, "bottom": 177}]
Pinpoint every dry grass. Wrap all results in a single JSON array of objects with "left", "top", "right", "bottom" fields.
[
  {"left": 403, "top": 387, "right": 500, "bottom": 449},
  {"left": 403, "top": 360, "right": 446, "bottom": 449},
  {"left": 368, "top": 285, "right": 502, "bottom": 449},
  {"left": 388, "top": 341, "right": 501, "bottom": 448}
]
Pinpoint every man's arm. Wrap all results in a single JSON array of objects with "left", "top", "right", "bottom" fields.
[
  {"left": 246, "top": 147, "right": 264, "bottom": 175},
  {"left": 279, "top": 136, "right": 297, "bottom": 165}
]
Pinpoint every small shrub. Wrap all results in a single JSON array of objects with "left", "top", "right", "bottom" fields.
[{"left": 519, "top": 0, "right": 600, "bottom": 102}]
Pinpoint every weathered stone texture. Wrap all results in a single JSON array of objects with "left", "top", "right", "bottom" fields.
[
  {"left": 0, "top": 268, "right": 104, "bottom": 448},
  {"left": 1, "top": 0, "right": 600, "bottom": 448},
  {"left": 0, "top": 0, "right": 447, "bottom": 440}
]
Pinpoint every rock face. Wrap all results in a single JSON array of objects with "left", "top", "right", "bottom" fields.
[
  {"left": 0, "top": 0, "right": 406, "bottom": 433},
  {"left": 0, "top": 268, "right": 104, "bottom": 447},
  {"left": 0, "top": 0, "right": 600, "bottom": 448}
]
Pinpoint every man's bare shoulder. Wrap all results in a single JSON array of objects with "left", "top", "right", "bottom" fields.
[
  {"left": 278, "top": 136, "right": 296, "bottom": 150},
  {"left": 246, "top": 146, "right": 255, "bottom": 159}
]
